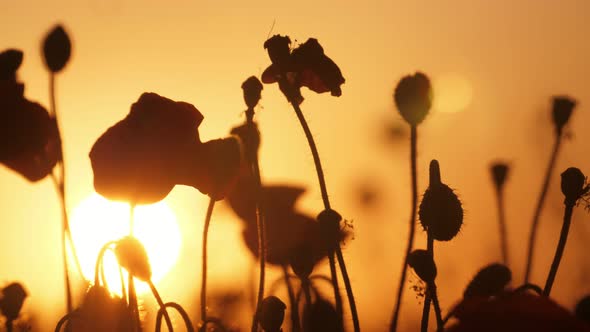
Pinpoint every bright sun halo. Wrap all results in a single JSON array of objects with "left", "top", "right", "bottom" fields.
[{"left": 70, "top": 194, "right": 181, "bottom": 295}]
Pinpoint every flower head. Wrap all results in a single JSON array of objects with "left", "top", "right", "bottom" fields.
[
  {"left": 262, "top": 35, "right": 345, "bottom": 104},
  {"left": 0, "top": 283, "right": 27, "bottom": 321},
  {"left": 114, "top": 236, "right": 152, "bottom": 282},
  {"left": 257, "top": 296, "right": 286, "bottom": 332},
  {"left": 394, "top": 72, "right": 432, "bottom": 126},
  {"left": 90, "top": 92, "right": 241, "bottom": 204},
  {"left": 552, "top": 96, "right": 576, "bottom": 134},
  {"left": 560, "top": 167, "right": 587, "bottom": 205},
  {"left": 242, "top": 76, "right": 263, "bottom": 109},
  {"left": 0, "top": 49, "right": 60, "bottom": 182},
  {"left": 42, "top": 25, "right": 71, "bottom": 73},
  {"left": 490, "top": 162, "right": 510, "bottom": 191}
]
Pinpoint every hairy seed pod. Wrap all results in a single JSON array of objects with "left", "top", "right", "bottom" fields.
[
  {"left": 408, "top": 249, "right": 437, "bottom": 283},
  {"left": 258, "top": 296, "right": 286, "bottom": 332},
  {"left": 419, "top": 160, "right": 464, "bottom": 241},
  {"left": 463, "top": 263, "right": 511, "bottom": 298},
  {"left": 42, "top": 25, "right": 71, "bottom": 73},
  {"left": 560, "top": 167, "right": 586, "bottom": 204}
]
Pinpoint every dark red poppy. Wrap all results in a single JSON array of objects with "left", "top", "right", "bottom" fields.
[
  {"left": 0, "top": 49, "right": 60, "bottom": 182},
  {"left": 448, "top": 292, "right": 590, "bottom": 332},
  {"left": 262, "top": 35, "right": 345, "bottom": 105},
  {"left": 65, "top": 285, "right": 133, "bottom": 332},
  {"left": 89, "top": 92, "right": 241, "bottom": 204}
]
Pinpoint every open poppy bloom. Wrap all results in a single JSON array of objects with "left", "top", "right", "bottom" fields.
[
  {"left": 0, "top": 49, "right": 60, "bottom": 182},
  {"left": 89, "top": 93, "right": 242, "bottom": 204},
  {"left": 262, "top": 35, "right": 345, "bottom": 105}
]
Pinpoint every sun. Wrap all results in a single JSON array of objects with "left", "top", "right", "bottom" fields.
[
  {"left": 433, "top": 73, "right": 473, "bottom": 113},
  {"left": 70, "top": 194, "right": 182, "bottom": 295}
]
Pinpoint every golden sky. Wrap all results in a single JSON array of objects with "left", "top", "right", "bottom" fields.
[{"left": 1, "top": 0, "right": 590, "bottom": 330}]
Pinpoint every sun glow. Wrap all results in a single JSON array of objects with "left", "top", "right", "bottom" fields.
[
  {"left": 433, "top": 73, "right": 473, "bottom": 113},
  {"left": 70, "top": 194, "right": 181, "bottom": 295}
]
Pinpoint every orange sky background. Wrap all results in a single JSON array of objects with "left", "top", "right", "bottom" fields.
[{"left": 1, "top": 0, "right": 590, "bottom": 331}]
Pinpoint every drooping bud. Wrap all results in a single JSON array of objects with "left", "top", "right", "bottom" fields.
[
  {"left": 560, "top": 167, "right": 586, "bottom": 204},
  {"left": 0, "top": 49, "right": 23, "bottom": 80},
  {"left": 263, "top": 35, "right": 291, "bottom": 70},
  {"left": 490, "top": 162, "right": 510, "bottom": 191},
  {"left": 0, "top": 283, "right": 27, "bottom": 321},
  {"left": 114, "top": 236, "right": 152, "bottom": 282},
  {"left": 394, "top": 72, "right": 432, "bottom": 126},
  {"left": 552, "top": 96, "right": 576, "bottom": 134},
  {"left": 258, "top": 296, "right": 286, "bottom": 332},
  {"left": 242, "top": 76, "right": 263, "bottom": 110},
  {"left": 408, "top": 249, "right": 437, "bottom": 284},
  {"left": 42, "top": 25, "right": 71, "bottom": 73},
  {"left": 419, "top": 160, "right": 464, "bottom": 241},
  {"left": 463, "top": 263, "right": 511, "bottom": 298}
]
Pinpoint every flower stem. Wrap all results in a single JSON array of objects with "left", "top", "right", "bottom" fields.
[
  {"left": 543, "top": 202, "right": 574, "bottom": 296},
  {"left": 421, "top": 234, "right": 433, "bottom": 332},
  {"left": 329, "top": 252, "right": 344, "bottom": 325},
  {"left": 200, "top": 198, "right": 216, "bottom": 322},
  {"left": 128, "top": 203, "right": 140, "bottom": 332},
  {"left": 391, "top": 125, "right": 418, "bottom": 332},
  {"left": 495, "top": 187, "right": 509, "bottom": 266},
  {"left": 290, "top": 101, "right": 360, "bottom": 332},
  {"left": 54, "top": 312, "right": 75, "bottom": 332},
  {"left": 301, "top": 278, "right": 313, "bottom": 332},
  {"left": 525, "top": 133, "right": 563, "bottom": 283},
  {"left": 430, "top": 283, "right": 444, "bottom": 331},
  {"left": 149, "top": 280, "right": 174, "bottom": 332},
  {"left": 281, "top": 265, "right": 301, "bottom": 332},
  {"left": 156, "top": 302, "right": 195, "bottom": 332},
  {"left": 245, "top": 110, "right": 267, "bottom": 332}
]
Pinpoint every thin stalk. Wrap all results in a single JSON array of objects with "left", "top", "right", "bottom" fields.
[
  {"left": 149, "top": 280, "right": 174, "bottom": 332},
  {"left": 290, "top": 100, "right": 360, "bottom": 332},
  {"left": 430, "top": 283, "right": 443, "bottom": 331},
  {"left": 128, "top": 203, "right": 140, "bottom": 332},
  {"left": 329, "top": 252, "right": 344, "bottom": 324},
  {"left": 301, "top": 278, "right": 313, "bottom": 332},
  {"left": 282, "top": 265, "right": 301, "bottom": 332},
  {"left": 156, "top": 302, "right": 195, "bottom": 332},
  {"left": 495, "top": 187, "right": 509, "bottom": 266},
  {"left": 421, "top": 235, "right": 434, "bottom": 332},
  {"left": 543, "top": 202, "right": 574, "bottom": 296},
  {"left": 391, "top": 125, "right": 418, "bottom": 332},
  {"left": 200, "top": 198, "right": 216, "bottom": 321},
  {"left": 525, "top": 134, "right": 563, "bottom": 283},
  {"left": 6, "top": 320, "right": 13, "bottom": 332},
  {"left": 54, "top": 312, "right": 75, "bottom": 332},
  {"left": 245, "top": 110, "right": 267, "bottom": 332}
]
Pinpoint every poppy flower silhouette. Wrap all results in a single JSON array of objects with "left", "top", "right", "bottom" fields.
[
  {"left": 262, "top": 35, "right": 345, "bottom": 105},
  {"left": 0, "top": 49, "right": 60, "bottom": 181},
  {"left": 89, "top": 92, "right": 242, "bottom": 204}
]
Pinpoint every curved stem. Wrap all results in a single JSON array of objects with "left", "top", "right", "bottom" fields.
[
  {"left": 156, "top": 302, "right": 195, "bottom": 332},
  {"left": 543, "top": 202, "right": 574, "bottom": 296},
  {"left": 495, "top": 188, "right": 509, "bottom": 266},
  {"left": 329, "top": 253, "right": 344, "bottom": 326},
  {"left": 200, "top": 198, "right": 216, "bottom": 321},
  {"left": 128, "top": 203, "right": 140, "bottom": 332},
  {"left": 281, "top": 265, "right": 301, "bottom": 332},
  {"left": 336, "top": 247, "right": 360, "bottom": 331},
  {"left": 94, "top": 241, "right": 116, "bottom": 286},
  {"left": 513, "top": 283, "right": 543, "bottom": 295},
  {"left": 525, "top": 134, "right": 562, "bottom": 283},
  {"left": 391, "top": 125, "right": 418, "bottom": 332},
  {"left": 54, "top": 312, "right": 75, "bottom": 332},
  {"left": 149, "top": 280, "right": 174, "bottom": 332},
  {"left": 421, "top": 234, "right": 434, "bottom": 332},
  {"left": 430, "top": 283, "right": 444, "bottom": 331}
]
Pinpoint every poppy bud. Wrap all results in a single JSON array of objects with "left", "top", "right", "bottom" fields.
[
  {"left": 408, "top": 249, "right": 437, "bottom": 283},
  {"left": 560, "top": 167, "right": 586, "bottom": 204},
  {"left": 552, "top": 96, "right": 576, "bottom": 134},
  {"left": 394, "top": 72, "right": 432, "bottom": 126},
  {"left": 263, "top": 35, "right": 291, "bottom": 70},
  {"left": 257, "top": 296, "right": 286, "bottom": 332},
  {"left": 419, "top": 160, "right": 464, "bottom": 241},
  {"left": 463, "top": 264, "right": 511, "bottom": 298},
  {"left": 490, "top": 162, "right": 509, "bottom": 191},
  {"left": 317, "top": 209, "right": 341, "bottom": 251},
  {"left": 0, "top": 283, "right": 27, "bottom": 321},
  {"left": 0, "top": 49, "right": 23, "bottom": 80},
  {"left": 114, "top": 236, "right": 152, "bottom": 282},
  {"left": 42, "top": 25, "right": 71, "bottom": 73},
  {"left": 242, "top": 76, "right": 263, "bottom": 109}
]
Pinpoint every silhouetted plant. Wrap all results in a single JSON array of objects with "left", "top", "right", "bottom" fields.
[
  {"left": 575, "top": 296, "right": 590, "bottom": 324},
  {"left": 262, "top": 34, "right": 356, "bottom": 332},
  {"left": 390, "top": 71, "right": 432, "bottom": 332},
  {"left": 543, "top": 167, "right": 590, "bottom": 296},
  {"left": 463, "top": 263, "right": 511, "bottom": 299},
  {"left": 0, "top": 283, "right": 27, "bottom": 332},
  {"left": 525, "top": 96, "right": 577, "bottom": 283},
  {"left": 407, "top": 249, "right": 443, "bottom": 331},
  {"left": 490, "top": 162, "right": 510, "bottom": 266},
  {"left": 257, "top": 296, "right": 286, "bottom": 332}
]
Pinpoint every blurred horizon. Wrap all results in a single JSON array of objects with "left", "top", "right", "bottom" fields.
[{"left": 1, "top": 0, "right": 590, "bottom": 330}]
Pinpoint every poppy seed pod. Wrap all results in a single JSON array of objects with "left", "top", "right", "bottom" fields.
[
  {"left": 42, "top": 25, "right": 71, "bottom": 73},
  {"left": 463, "top": 264, "right": 511, "bottom": 298},
  {"left": 560, "top": 167, "right": 586, "bottom": 204},
  {"left": 0, "top": 49, "right": 23, "bottom": 80},
  {"left": 258, "top": 296, "right": 286, "bottom": 332},
  {"left": 242, "top": 76, "right": 263, "bottom": 109},
  {"left": 490, "top": 162, "right": 509, "bottom": 191},
  {"left": 407, "top": 249, "right": 437, "bottom": 283},
  {"left": 114, "top": 236, "right": 152, "bottom": 282},
  {"left": 0, "top": 283, "right": 27, "bottom": 321},
  {"left": 419, "top": 160, "right": 464, "bottom": 241},
  {"left": 394, "top": 72, "right": 432, "bottom": 126},
  {"left": 264, "top": 35, "right": 292, "bottom": 70},
  {"left": 552, "top": 96, "right": 576, "bottom": 134}
]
